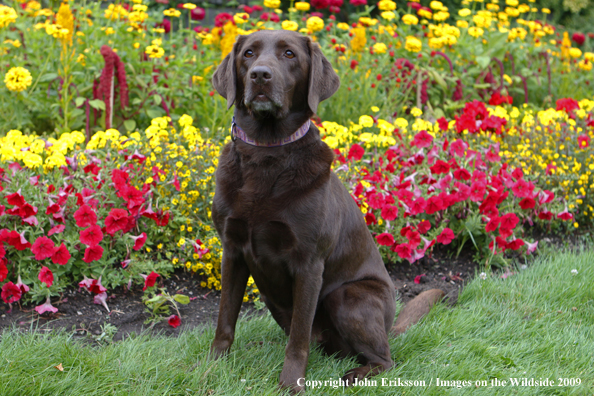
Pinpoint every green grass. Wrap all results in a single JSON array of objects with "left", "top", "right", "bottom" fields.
[{"left": 1, "top": 249, "right": 593, "bottom": 395}]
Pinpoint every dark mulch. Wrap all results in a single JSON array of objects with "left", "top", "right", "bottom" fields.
[{"left": 0, "top": 247, "right": 485, "bottom": 342}]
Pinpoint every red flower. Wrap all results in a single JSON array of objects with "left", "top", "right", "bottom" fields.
[
  {"left": 52, "top": 243, "right": 71, "bottom": 265},
  {"left": 556, "top": 98, "right": 579, "bottom": 113},
  {"left": 485, "top": 216, "right": 500, "bottom": 233},
  {"left": 375, "top": 232, "right": 395, "bottom": 246},
  {"left": 74, "top": 204, "right": 97, "bottom": 227},
  {"left": 511, "top": 179, "right": 534, "bottom": 198},
  {"left": 557, "top": 210, "right": 573, "bottom": 221},
  {"left": 348, "top": 143, "right": 365, "bottom": 161},
  {"left": 142, "top": 271, "right": 160, "bottom": 291},
  {"left": 425, "top": 195, "right": 443, "bottom": 214},
  {"left": 453, "top": 168, "right": 471, "bottom": 181},
  {"left": 105, "top": 209, "right": 130, "bottom": 235},
  {"left": 393, "top": 243, "right": 412, "bottom": 259},
  {"left": 577, "top": 134, "right": 590, "bottom": 148},
  {"left": 436, "top": 228, "right": 455, "bottom": 245},
  {"left": 380, "top": 205, "right": 398, "bottom": 221},
  {"left": 414, "top": 274, "right": 426, "bottom": 284},
  {"left": 417, "top": 220, "right": 431, "bottom": 234},
  {"left": 311, "top": 0, "right": 330, "bottom": 8},
  {"left": 31, "top": 236, "right": 56, "bottom": 260},
  {"left": 1, "top": 230, "right": 31, "bottom": 250},
  {"left": 35, "top": 296, "right": 58, "bottom": 314},
  {"left": 507, "top": 238, "right": 525, "bottom": 250},
  {"left": 429, "top": 160, "right": 450, "bottom": 175},
  {"left": 572, "top": 32, "right": 585, "bottom": 46},
  {"left": 6, "top": 191, "right": 25, "bottom": 207},
  {"left": 191, "top": 7, "right": 205, "bottom": 20},
  {"left": 519, "top": 197, "right": 535, "bottom": 210},
  {"left": 88, "top": 277, "right": 107, "bottom": 294},
  {"left": 411, "top": 130, "right": 433, "bottom": 148},
  {"left": 155, "top": 210, "right": 170, "bottom": 227},
  {"left": 48, "top": 224, "right": 66, "bottom": 236},
  {"left": 469, "top": 181, "right": 486, "bottom": 202},
  {"left": 500, "top": 213, "right": 519, "bottom": 230},
  {"left": 538, "top": 210, "right": 553, "bottom": 220},
  {"left": 131, "top": 232, "right": 147, "bottom": 251},
  {"left": 168, "top": 314, "right": 181, "bottom": 328},
  {"left": 0, "top": 259, "right": 7, "bottom": 282},
  {"left": 1, "top": 281, "right": 22, "bottom": 303},
  {"left": 350, "top": 0, "right": 367, "bottom": 5},
  {"left": 38, "top": 266, "right": 54, "bottom": 287},
  {"left": 83, "top": 245, "right": 104, "bottom": 263},
  {"left": 437, "top": 117, "right": 449, "bottom": 131},
  {"left": 409, "top": 197, "right": 426, "bottom": 215},
  {"left": 80, "top": 225, "right": 104, "bottom": 246}
]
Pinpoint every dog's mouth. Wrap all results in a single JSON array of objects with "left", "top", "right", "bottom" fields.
[{"left": 245, "top": 91, "right": 282, "bottom": 116}]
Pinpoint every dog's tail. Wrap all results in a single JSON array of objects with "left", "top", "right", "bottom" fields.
[{"left": 390, "top": 289, "right": 445, "bottom": 336}]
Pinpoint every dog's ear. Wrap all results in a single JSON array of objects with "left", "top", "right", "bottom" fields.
[
  {"left": 307, "top": 38, "right": 340, "bottom": 114},
  {"left": 212, "top": 36, "right": 246, "bottom": 110}
]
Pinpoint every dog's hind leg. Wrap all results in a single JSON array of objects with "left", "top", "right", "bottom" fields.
[{"left": 322, "top": 279, "right": 396, "bottom": 386}]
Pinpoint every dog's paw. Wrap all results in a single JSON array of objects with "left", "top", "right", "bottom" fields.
[
  {"left": 341, "top": 366, "right": 370, "bottom": 387},
  {"left": 279, "top": 380, "right": 305, "bottom": 395},
  {"left": 209, "top": 342, "right": 230, "bottom": 360}
]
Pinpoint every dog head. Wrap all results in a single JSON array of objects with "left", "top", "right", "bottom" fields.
[{"left": 212, "top": 30, "right": 340, "bottom": 119}]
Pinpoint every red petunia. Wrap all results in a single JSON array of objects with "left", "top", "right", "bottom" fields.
[
  {"left": 429, "top": 160, "right": 450, "bottom": 175},
  {"left": 425, "top": 195, "right": 443, "bottom": 214},
  {"left": 131, "top": 232, "right": 147, "bottom": 251},
  {"left": 52, "top": 243, "right": 71, "bottom": 265},
  {"left": 375, "top": 232, "right": 395, "bottom": 246},
  {"left": 519, "top": 197, "right": 535, "bottom": 210},
  {"left": 417, "top": 220, "right": 431, "bottom": 234},
  {"left": 411, "top": 130, "right": 433, "bottom": 148},
  {"left": 142, "top": 271, "right": 160, "bottom": 291},
  {"left": 73, "top": 204, "right": 97, "bottom": 228},
  {"left": 538, "top": 210, "right": 553, "bottom": 220},
  {"left": 80, "top": 225, "right": 104, "bottom": 246},
  {"left": 437, "top": 117, "right": 449, "bottom": 131},
  {"left": 485, "top": 216, "right": 500, "bottom": 233},
  {"left": 393, "top": 243, "right": 412, "bottom": 259},
  {"left": 48, "top": 224, "right": 66, "bottom": 236},
  {"left": 347, "top": 143, "right": 365, "bottom": 161},
  {"left": 2, "top": 230, "right": 31, "bottom": 251},
  {"left": 380, "top": 205, "right": 398, "bottom": 221},
  {"left": 1, "top": 281, "right": 22, "bottom": 303},
  {"left": 83, "top": 245, "right": 104, "bottom": 263},
  {"left": 6, "top": 191, "right": 25, "bottom": 207},
  {"left": 168, "top": 314, "right": 181, "bottom": 328},
  {"left": 507, "top": 238, "right": 525, "bottom": 250},
  {"left": 105, "top": 209, "right": 130, "bottom": 235},
  {"left": 38, "top": 266, "right": 54, "bottom": 287},
  {"left": 557, "top": 210, "right": 573, "bottom": 221},
  {"left": 436, "top": 228, "right": 455, "bottom": 245},
  {"left": 0, "top": 259, "right": 7, "bottom": 282},
  {"left": 31, "top": 236, "right": 56, "bottom": 260},
  {"left": 469, "top": 181, "right": 486, "bottom": 202},
  {"left": 453, "top": 168, "right": 471, "bottom": 181},
  {"left": 500, "top": 213, "right": 519, "bottom": 230}
]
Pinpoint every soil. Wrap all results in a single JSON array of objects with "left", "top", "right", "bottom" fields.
[{"left": 0, "top": 247, "right": 481, "bottom": 342}]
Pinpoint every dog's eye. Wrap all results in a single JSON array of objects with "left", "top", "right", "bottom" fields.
[
  {"left": 284, "top": 50, "right": 295, "bottom": 59},
  {"left": 244, "top": 49, "right": 254, "bottom": 58}
]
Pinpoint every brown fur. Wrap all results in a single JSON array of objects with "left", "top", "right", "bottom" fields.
[{"left": 210, "top": 30, "right": 442, "bottom": 394}]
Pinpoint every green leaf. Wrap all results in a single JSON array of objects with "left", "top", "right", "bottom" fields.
[
  {"left": 173, "top": 294, "right": 190, "bottom": 305},
  {"left": 89, "top": 99, "right": 106, "bottom": 110},
  {"left": 153, "top": 94, "right": 162, "bottom": 106},
  {"left": 70, "top": 108, "right": 85, "bottom": 118},
  {"left": 475, "top": 55, "right": 491, "bottom": 70},
  {"left": 75, "top": 97, "right": 86, "bottom": 107},
  {"left": 146, "top": 109, "right": 162, "bottom": 119},
  {"left": 124, "top": 120, "right": 136, "bottom": 131},
  {"left": 40, "top": 73, "right": 59, "bottom": 82},
  {"left": 146, "top": 295, "right": 166, "bottom": 305},
  {"left": 430, "top": 70, "right": 448, "bottom": 90}
]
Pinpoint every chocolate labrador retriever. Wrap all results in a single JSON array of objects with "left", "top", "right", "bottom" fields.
[{"left": 210, "top": 30, "right": 440, "bottom": 393}]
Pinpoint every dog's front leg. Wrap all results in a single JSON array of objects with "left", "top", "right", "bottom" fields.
[
  {"left": 279, "top": 260, "right": 324, "bottom": 394},
  {"left": 210, "top": 250, "right": 250, "bottom": 358}
]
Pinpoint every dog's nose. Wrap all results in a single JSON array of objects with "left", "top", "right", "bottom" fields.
[{"left": 250, "top": 66, "right": 272, "bottom": 85}]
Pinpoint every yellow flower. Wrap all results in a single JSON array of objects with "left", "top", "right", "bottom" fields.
[
  {"left": 104, "top": 4, "right": 128, "bottom": 20},
  {"left": 56, "top": 1, "right": 74, "bottom": 45},
  {"left": 233, "top": 12, "right": 249, "bottom": 24},
  {"left": 378, "top": 0, "right": 397, "bottom": 11},
  {"left": 163, "top": 8, "right": 181, "bottom": 17},
  {"left": 381, "top": 11, "right": 396, "bottom": 20},
  {"left": 337, "top": 22, "right": 349, "bottom": 30},
  {"left": 183, "top": 3, "right": 197, "bottom": 9},
  {"left": 569, "top": 47, "right": 582, "bottom": 58},
  {"left": 457, "top": 20, "right": 469, "bottom": 28},
  {"left": 410, "top": 107, "right": 423, "bottom": 117},
  {"left": 282, "top": 20, "right": 299, "bottom": 31},
  {"left": 430, "top": 1, "right": 444, "bottom": 10},
  {"left": 541, "top": 8, "right": 551, "bottom": 13},
  {"left": 359, "top": 115, "right": 374, "bottom": 127},
  {"left": 458, "top": 8, "right": 471, "bottom": 17},
  {"left": 402, "top": 14, "right": 419, "bottom": 25},
  {"left": 505, "top": 0, "right": 518, "bottom": 6},
  {"left": 295, "top": 2, "right": 311, "bottom": 11},
  {"left": 405, "top": 35, "right": 422, "bottom": 52},
  {"left": 4, "top": 67, "right": 32, "bottom": 92},
  {"left": 468, "top": 26, "right": 484, "bottom": 37},
  {"left": 372, "top": 42, "right": 387, "bottom": 54},
  {"left": 306, "top": 16, "right": 324, "bottom": 32},
  {"left": 264, "top": 0, "right": 281, "bottom": 8},
  {"left": 371, "top": 106, "right": 380, "bottom": 112},
  {"left": 0, "top": 5, "right": 18, "bottom": 28},
  {"left": 145, "top": 45, "right": 164, "bottom": 58}
]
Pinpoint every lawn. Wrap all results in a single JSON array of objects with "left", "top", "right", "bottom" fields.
[{"left": 1, "top": 247, "right": 592, "bottom": 395}]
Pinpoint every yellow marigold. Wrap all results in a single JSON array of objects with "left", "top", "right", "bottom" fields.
[
  {"left": 183, "top": 3, "right": 197, "bottom": 9},
  {"left": 104, "top": 4, "right": 128, "bottom": 20},
  {"left": 569, "top": 47, "right": 582, "bottom": 58},
  {"left": 4, "top": 67, "right": 32, "bottom": 92},
  {"left": 402, "top": 14, "right": 418, "bottom": 25},
  {"left": 359, "top": 115, "right": 374, "bottom": 127},
  {"left": 337, "top": 22, "right": 350, "bottom": 30},
  {"left": 372, "top": 42, "right": 387, "bottom": 53},
  {"left": 578, "top": 59, "right": 592, "bottom": 71},
  {"left": 145, "top": 45, "right": 164, "bottom": 58},
  {"left": 505, "top": 7, "right": 519, "bottom": 17},
  {"left": 505, "top": 0, "right": 518, "bottom": 6},
  {"left": 433, "top": 10, "right": 449, "bottom": 21},
  {"left": 405, "top": 35, "right": 422, "bottom": 52},
  {"left": 295, "top": 2, "right": 311, "bottom": 11},
  {"left": 541, "top": 8, "right": 550, "bottom": 13},
  {"left": 584, "top": 52, "right": 594, "bottom": 61},
  {"left": 350, "top": 25, "right": 366, "bottom": 52},
  {"left": 264, "top": 0, "right": 281, "bottom": 8},
  {"left": 458, "top": 8, "right": 471, "bottom": 17},
  {"left": 457, "top": 20, "right": 469, "bottom": 28},
  {"left": 233, "top": 12, "right": 249, "bottom": 24},
  {"left": 282, "top": 20, "right": 299, "bottom": 31},
  {"left": 378, "top": 0, "right": 396, "bottom": 11},
  {"left": 163, "top": 8, "right": 181, "bottom": 17},
  {"left": 0, "top": 5, "right": 17, "bottom": 28},
  {"left": 430, "top": 1, "right": 444, "bottom": 10},
  {"left": 468, "top": 26, "right": 484, "bottom": 37},
  {"left": 56, "top": 1, "right": 74, "bottom": 44},
  {"left": 381, "top": 11, "right": 395, "bottom": 20},
  {"left": 418, "top": 8, "right": 432, "bottom": 18},
  {"left": 306, "top": 16, "right": 324, "bottom": 32}
]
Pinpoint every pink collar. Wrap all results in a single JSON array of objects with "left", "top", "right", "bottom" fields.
[{"left": 231, "top": 117, "right": 311, "bottom": 147}]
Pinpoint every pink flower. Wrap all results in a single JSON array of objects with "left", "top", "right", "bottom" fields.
[
  {"left": 73, "top": 204, "right": 97, "bottom": 227},
  {"left": 375, "top": 232, "right": 395, "bottom": 246},
  {"left": 38, "top": 266, "right": 54, "bottom": 287},
  {"left": 35, "top": 296, "right": 58, "bottom": 315},
  {"left": 48, "top": 224, "right": 66, "bottom": 236},
  {"left": 526, "top": 240, "right": 538, "bottom": 254},
  {"left": 52, "top": 243, "right": 71, "bottom": 265},
  {"left": 16, "top": 275, "right": 29, "bottom": 294},
  {"left": 94, "top": 292, "right": 110, "bottom": 312},
  {"left": 436, "top": 228, "right": 455, "bottom": 245},
  {"left": 83, "top": 245, "right": 104, "bottom": 263},
  {"left": 414, "top": 274, "right": 426, "bottom": 284},
  {"left": 168, "top": 314, "right": 181, "bottom": 328},
  {"left": 130, "top": 233, "right": 147, "bottom": 251},
  {"left": 31, "top": 236, "right": 56, "bottom": 260}
]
